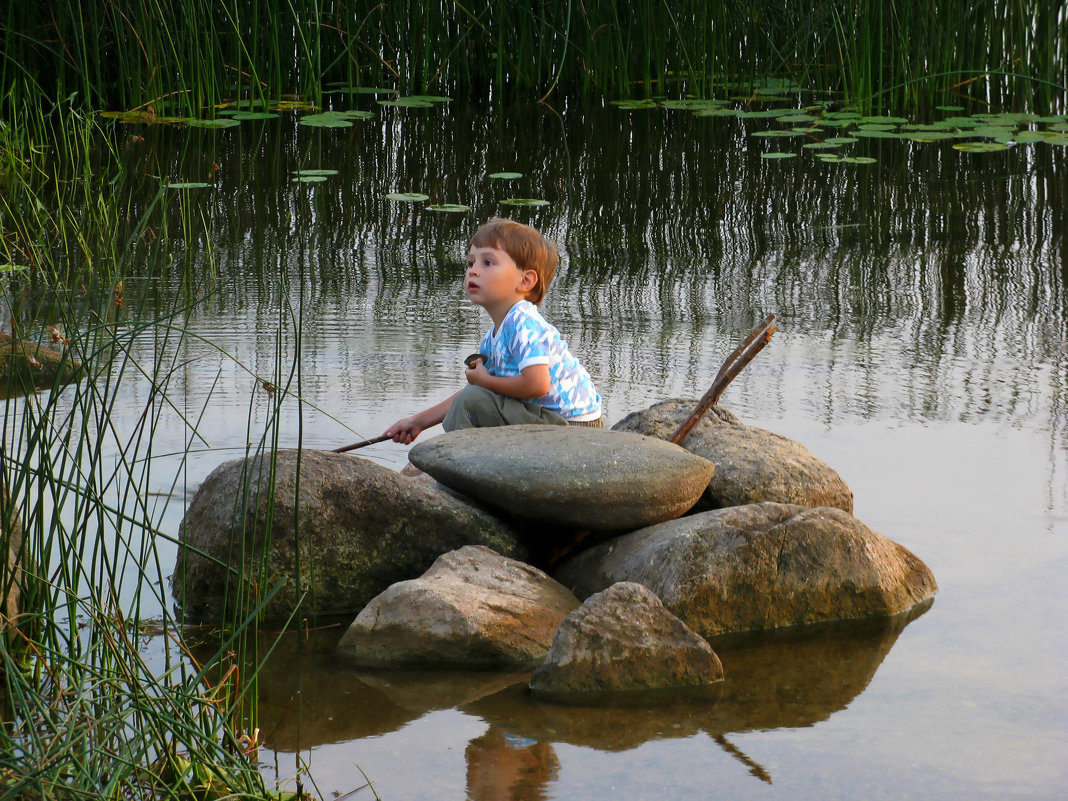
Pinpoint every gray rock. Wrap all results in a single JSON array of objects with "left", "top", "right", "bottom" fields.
[
  {"left": 612, "top": 399, "right": 853, "bottom": 513},
  {"left": 173, "top": 450, "right": 525, "bottom": 622},
  {"left": 530, "top": 581, "right": 724, "bottom": 694},
  {"left": 408, "top": 425, "right": 715, "bottom": 531},
  {"left": 555, "top": 502, "right": 937, "bottom": 636},
  {"left": 337, "top": 545, "right": 579, "bottom": 668}
]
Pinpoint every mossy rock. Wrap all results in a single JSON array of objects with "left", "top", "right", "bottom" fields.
[{"left": 0, "top": 333, "right": 82, "bottom": 393}]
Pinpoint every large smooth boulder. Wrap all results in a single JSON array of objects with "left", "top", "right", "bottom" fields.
[
  {"left": 555, "top": 502, "right": 937, "bottom": 636},
  {"left": 530, "top": 581, "right": 723, "bottom": 694},
  {"left": 612, "top": 399, "right": 853, "bottom": 513},
  {"left": 337, "top": 545, "right": 579, "bottom": 668},
  {"left": 408, "top": 425, "right": 714, "bottom": 531},
  {"left": 173, "top": 450, "right": 525, "bottom": 622}
]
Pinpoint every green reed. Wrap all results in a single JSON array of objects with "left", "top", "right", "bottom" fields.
[
  {"left": 2, "top": 1, "right": 1063, "bottom": 119},
  {"left": 0, "top": 103, "right": 307, "bottom": 800}
]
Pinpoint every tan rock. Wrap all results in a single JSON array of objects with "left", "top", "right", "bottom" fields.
[
  {"left": 530, "top": 581, "right": 724, "bottom": 694},
  {"left": 337, "top": 545, "right": 580, "bottom": 668},
  {"left": 555, "top": 502, "right": 937, "bottom": 636}
]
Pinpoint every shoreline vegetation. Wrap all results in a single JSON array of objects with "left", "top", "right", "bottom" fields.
[{"left": 0, "top": 2, "right": 1064, "bottom": 799}]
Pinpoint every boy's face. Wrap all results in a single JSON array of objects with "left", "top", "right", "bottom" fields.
[{"left": 465, "top": 245, "right": 537, "bottom": 319}]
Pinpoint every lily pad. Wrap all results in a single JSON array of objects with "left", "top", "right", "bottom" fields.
[
  {"left": 293, "top": 169, "right": 338, "bottom": 177},
  {"left": 165, "top": 182, "right": 213, "bottom": 190},
  {"left": 299, "top": 113, "right": 353, "bottom": 128},
  {"left": 292, "top": 175, "right": 328, "bottom": 183},
  {"left": 854, "top": 129, "right": 900, "bottom": 139},
  {"left": 385, "top": 192, "right": 430, "bottom": 202},
  {"left": 501, "top": 198, "right": 549, "bottom": 206},
  {"left": 760, "top": 152, "right": 797, "bottom": 159},
  {"left": 936, "top": 105, "right": 965, "bottom": 111},
  {"left": 751, "top": 130, "right": 802, "bottom": 138},
  {"left": 0, "top": 264, "right": 30, "bottom": 273},
  {"left": 378, "top": 98, "right": 434, "bottom": 108},
  {"left": 803, "top": 141, "right": 844, "bottom": 149},
  {"left": 858, "top": 115, "right": 908, "bottom": 125},
  {"left": 825, "top": 136, "right": 858, "bottom": 144},
  {"left": 232, "top": 112, "right": 279, "bottom": 120},
  {"left": 333, "top": 110, "right": 375, "bottom": 119},
  {"left": 407, "top": 95, "right": 453, "bottom": 103},
  {"left": 837, "top": 156, "right": 877, "bottom": 164},
  {"left": 952, "top": 142, "right": 1010, "bottom": 152},
  {"left": 185, "top": 118, "right": 241, "bottom": 128},
  {"left": 488, "top": 172, "right": 523, "bottom": 179},
  {"left": 613, "top": 100, "right": 659, "bottom": 110},
  {"left": 693, "top": 108, "right": 740, "bottom": 117},
  {"left": 272, "top": 100, "right": 318, "bottom": 112},
  {"left": 428, "top": 204, "right": 470, "bottom": 212}
]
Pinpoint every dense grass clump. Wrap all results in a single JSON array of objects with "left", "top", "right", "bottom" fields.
[{"left": 1, "top": 0, "right": 1064, "bottom": 118}]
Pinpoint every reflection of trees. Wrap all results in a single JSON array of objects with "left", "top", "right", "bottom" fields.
[
  {"left": 115, "top": 102, "right": 1064, "bottom": 434},
  {"left": 466, "top": 727, "right": 559, "bottom": 801}
]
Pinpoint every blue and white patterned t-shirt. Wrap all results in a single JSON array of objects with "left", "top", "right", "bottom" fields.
[{"left": 478, "top": 300, "right": 601, "bottom": 421}]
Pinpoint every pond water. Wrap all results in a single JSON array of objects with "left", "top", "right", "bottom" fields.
[{"left": 89, "top": 98, "right": 1068, "bottom": 798}]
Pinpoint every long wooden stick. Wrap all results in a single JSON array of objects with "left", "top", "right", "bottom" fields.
[
  {"left": 333, "top": 434, "right": 391, "bottom": 453},
  {"left": 670, "top": 314, "right": 776, "bottom": 445}
]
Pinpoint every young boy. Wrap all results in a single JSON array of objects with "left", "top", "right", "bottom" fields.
[{"left": 384, "top": 218, "right": 602, "bottom": 445}]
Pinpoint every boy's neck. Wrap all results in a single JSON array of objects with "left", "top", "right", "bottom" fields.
[{"left": 485, "top": 297, "right": 526, "bottom": 332}]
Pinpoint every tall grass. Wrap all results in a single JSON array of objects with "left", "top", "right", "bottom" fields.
[
  {"left": 0, "top": 101, "right": 305, "bottom": 800},
  {"left": 1, "top": 1, "right": 1063, "bottom": 117}
]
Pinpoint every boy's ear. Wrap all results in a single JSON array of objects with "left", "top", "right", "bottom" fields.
[{"left": 518, "top": 269, "right": 538, "bottom": 292}]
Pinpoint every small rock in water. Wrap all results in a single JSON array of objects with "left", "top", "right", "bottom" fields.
[{"left": 530, "top": 581, "right": 724, "bottom": 694}]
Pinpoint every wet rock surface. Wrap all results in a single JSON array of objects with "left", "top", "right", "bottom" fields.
[
  {"left": 173, "top": 450, "right": 524, "bottom": 622},
  {"left": 555, "top": 502, "right": 937, "bottom": 637},
  {"left": 613, "top": 400, "right": 853, "bottom": 513},
  {"left": 408, "top": 425, "right": 714, "bottom": 531},
  {"left": 337, "top": 545, "right": 579, "bottom": 668}
]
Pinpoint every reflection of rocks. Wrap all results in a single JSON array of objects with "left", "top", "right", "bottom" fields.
[
  {"left": 555, "top": 503, "right": 937, "bottom": 636},
  {"left": 186, "top": 626, "right": 529, "bottom": 752},
  {"left": 173, "top": 450, "right": 524, "bottom": 622},
  {"left": 530, "top": 582, "right": 723, "bottom": 694},
  {"left": 465, "top": 605, "right": 930, "bottom": 752},
  {"left": 613, "top": 400, "right": 853, "bottom": 513},
  {"left": 408, "top": 425, "right": 714, "bottom": 531},
  {"left": 337, "top": 546, "right": 579, "bottom": 669}
]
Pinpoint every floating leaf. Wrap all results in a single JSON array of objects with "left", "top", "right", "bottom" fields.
[
  {"left": 0, "top": 264, "right": 30, "bottom": 273},
  {"left": 501, "top": 198, "right": 549, "bottom": 206},
  {"left": 292, "top": 175, "right": 328, "bottom": 183},
  {"left": 803, "top": 141, "right": 844, "bottom": 149},
  {"left": 488, "top": 172, "right": 523, "bottom": 179},
  {"left": 760, "top": 152, "right": 797, "bottom": 159},
  {"left": 694, "top": 108, "right": 739, "bottom": 117},
  {"left": 825, "top": 136, "right": 858, "bottom": 144},
  {"left": 854, "top": 129, "right": 899, "bottom": 139},
  {"left": 836, "top": 156, "right": 877, "bottom": 164},
  {"left": 751, "top": 130, "right": 802, "bottom": 138},
  {"left": 333, "top": 110, "right": 375, "bottom": 119},
  {"left": 906, "top": 132, "right": 955, "bottom": 142},
  {"left": 293, "top": 169, "right": 338, "bottom": 177},
  {"left": 953, "top": 142, "right": 1010, "bottom": 152},
  {"left": 428, "top": 203, "right": 470, "bottom": 212},
  {"left": 165, "top": 182, "right": 213, "bottom": 189},
  {"left": 378, "top": 98, "right": 434, "bottom": 108},
  {"left": 936, "top": 105, "right": 965, "bottom": 111},
  {"left": 613, "top": 100, "right": 658, "bottom": 110},
  {"left": 299, "top": 113, "right": 353, "bottom": 128},
  {"left": 385, "top": 192, "right": 430, "bottom": 202},
  {"left": 272, "top": 100, "right": 318, "bottom": 112},
  {"left": 329, "top": 86, "right": 395, "bottom": 95},
  {"left": 185, "top": 118, "right": 241, "bottom": 128},
  {"left": 232, "top": 112, "right": 279, "bottom": 121},
  {"left": 858, "top": 115, "right": 908, "bottom": 125},
  {"left": 407, "top": 95, "right": 452, "bottom": 103}
]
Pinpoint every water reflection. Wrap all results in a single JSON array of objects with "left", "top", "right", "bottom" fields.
[{"left": 239, "top": 602, "right": 929, "bottom": 796}]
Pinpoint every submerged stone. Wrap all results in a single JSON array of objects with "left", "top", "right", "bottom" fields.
[{"left": 408, "top": 425, "right": 714, "bottom": 531}]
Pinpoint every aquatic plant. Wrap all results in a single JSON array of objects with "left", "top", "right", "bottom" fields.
[
  {"left": 0, "top": 1, "right": 1063, "bottom": 121},
  {"left": 0, "top": 102, "right": 307, "bottom": 801}
]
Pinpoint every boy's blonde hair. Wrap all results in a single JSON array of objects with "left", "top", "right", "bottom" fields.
[{"left": 469, "top": 218, "right": 557, "bottom": 305}]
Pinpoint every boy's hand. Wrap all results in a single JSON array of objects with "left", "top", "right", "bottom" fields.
[
  {"left": 464, "top": 357, "right": 490, "bottom": 387},
  {"left": 384, "top": 416, "right": 423, "bottom": 445}
]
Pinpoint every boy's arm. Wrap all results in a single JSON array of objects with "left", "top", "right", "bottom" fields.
[
  {"left": 383, "top": 391, "right": 459, "bottom": 444},
  {"left": 465, "top": 360, "right": 550, "bottom": 399}
]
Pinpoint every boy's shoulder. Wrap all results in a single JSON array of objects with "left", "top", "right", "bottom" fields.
[{"left": 504, "top": 300, "right": 552, "bottom": 332}]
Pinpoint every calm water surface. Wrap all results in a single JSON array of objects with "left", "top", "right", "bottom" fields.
[{"left": 100, "top": 99, "right": 1068, "bottom": 798}]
